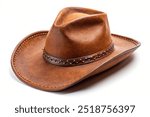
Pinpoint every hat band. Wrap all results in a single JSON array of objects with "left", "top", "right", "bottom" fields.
[{"left": 43, "top": 43, "right": 114, "bottom": 66}]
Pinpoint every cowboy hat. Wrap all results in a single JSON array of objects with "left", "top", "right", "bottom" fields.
[{"left": 11, "top": 7, "right": 140, "bottom": 91}]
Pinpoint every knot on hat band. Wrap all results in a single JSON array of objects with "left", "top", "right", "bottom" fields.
[{"left": 43, "top": 43, "right": 114, "bottom": 66}]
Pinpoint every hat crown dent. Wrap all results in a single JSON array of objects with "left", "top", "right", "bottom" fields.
[{"left": 44, "top": 7, "right": 113, "bottom": 59}]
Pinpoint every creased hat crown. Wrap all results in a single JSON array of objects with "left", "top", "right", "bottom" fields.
[{"left": 43, "top": 7, "right": 114, "bottom": 66}]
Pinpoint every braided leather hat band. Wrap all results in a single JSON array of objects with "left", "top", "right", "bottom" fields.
[{"left": 43, "top": 43, "right": 114, "bottom": 66}]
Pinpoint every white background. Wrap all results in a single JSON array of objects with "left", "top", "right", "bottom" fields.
[{"left": 0, "top": 0, "right": 150, "bottom": 116}]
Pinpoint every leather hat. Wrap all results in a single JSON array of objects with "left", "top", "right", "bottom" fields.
[{"left": 11, "top": 7, "right": 140, "bottom": 91}]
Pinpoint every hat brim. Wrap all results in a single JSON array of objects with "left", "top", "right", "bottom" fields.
[{"left": 11, "top": 31, "right": 140, "bottom": 91}]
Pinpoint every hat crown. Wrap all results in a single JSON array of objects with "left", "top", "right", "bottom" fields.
[{"left": 44, "top": 7, "right": 112, "bottom": 59}]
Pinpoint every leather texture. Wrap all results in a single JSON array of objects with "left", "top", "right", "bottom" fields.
[
  {"left": 44, "top": 7, "right": 112, "bottom": 59},
  {"left": 11, "top": 7, "right": 140, "bottom": 91}
]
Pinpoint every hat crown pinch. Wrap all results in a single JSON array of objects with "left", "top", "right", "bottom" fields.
[{"left": 44, "top": 7, "right": 113, "bottom": 62}]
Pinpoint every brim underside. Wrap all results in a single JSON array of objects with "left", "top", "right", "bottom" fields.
[{"left": 11, "top": 31, "right": 140, "bottom": 91}]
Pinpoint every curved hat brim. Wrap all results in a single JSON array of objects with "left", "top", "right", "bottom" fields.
[{"left": 11, "top": 31, "right": 140, "bottom": 91}]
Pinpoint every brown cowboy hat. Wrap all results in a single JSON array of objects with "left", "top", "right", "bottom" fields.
[{"left": 11, "top": 7, "right": 140, "bottom": 91}]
